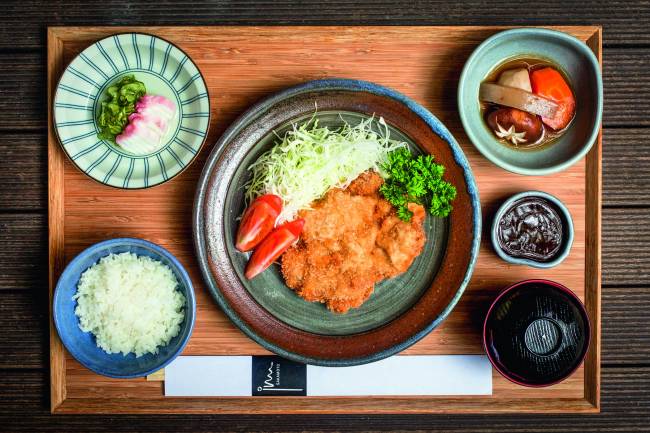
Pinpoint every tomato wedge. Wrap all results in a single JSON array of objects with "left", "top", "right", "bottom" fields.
[
  {"left": 530, "top": 67, "right": 576, "bottom": 131},
  {"left": 245, "top": 218, "right": 305, "bottom": 279},
  {"left": 235, "top": 194, "right": 282, "bottom": 252},
  {"left": 256, "top": 194, "right": 282, "bottom": 213}
]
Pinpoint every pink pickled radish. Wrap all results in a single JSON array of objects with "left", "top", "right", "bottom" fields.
[{"left": 116, "top": 95, "right": 176, "bottom": 155}]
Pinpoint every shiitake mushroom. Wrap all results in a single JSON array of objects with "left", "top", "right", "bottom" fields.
[{"left": 487, "top": 107, "right": 544, "bottom": 145}]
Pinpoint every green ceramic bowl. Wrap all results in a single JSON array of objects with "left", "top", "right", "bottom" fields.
[
  {"left": 53, "top": 33, "right": 210, "bottom": 188},
  {"left": 458, "top": 28, "right": 602, "bottom": 175}
]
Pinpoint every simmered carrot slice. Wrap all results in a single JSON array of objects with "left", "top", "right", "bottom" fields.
[{"left": 530, "top": 67, "right": 576, "bottom": 130}]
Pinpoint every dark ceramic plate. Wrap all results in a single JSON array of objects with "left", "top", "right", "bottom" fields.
[
  {"left": 193, "top": 79, "right": 481, "bottom": 366},
  {"left": 483, "top": 279, "right": 590, "bottom": 387}
]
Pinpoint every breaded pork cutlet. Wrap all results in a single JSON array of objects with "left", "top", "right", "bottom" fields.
[{"left": 281, "top": 171, "right": 426, "bottom": 313}]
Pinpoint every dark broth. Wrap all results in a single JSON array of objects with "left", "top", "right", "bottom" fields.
[{"left": 481, "top": 57, "right": 575, "bottom": 151}]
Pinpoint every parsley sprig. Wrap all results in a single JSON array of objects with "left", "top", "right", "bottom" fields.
[{"left": 379, "top": 148, "right": 457, "bottom": 222}]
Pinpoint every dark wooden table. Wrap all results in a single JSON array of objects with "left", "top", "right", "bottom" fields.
[{"left": 1, "top": 1, "right": 648, "bottom": 431}]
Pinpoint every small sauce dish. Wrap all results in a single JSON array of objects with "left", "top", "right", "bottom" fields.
[{"left": 491, "top": 191, "right": 573, "bottom": 268}]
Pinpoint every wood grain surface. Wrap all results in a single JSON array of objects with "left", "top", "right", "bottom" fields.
[
  {"left": 7, "top": 48, "right": 649, "bottom": 129},
  {"left": 0, "top": 368, "right": 649, "bottom": 430},
  {"left": 1, "top": 1, "right": 649, "bottom": 431},
  {"left": 45, "top": 25, "right": 600, "bottom": 415},
  {"left": 1, "top": 1, "right": 650, "bottom": 48},
  {"left": 4, "top": 128, "right": 650, "bottom": 211}
]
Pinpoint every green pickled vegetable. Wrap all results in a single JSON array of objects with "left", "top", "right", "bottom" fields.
[
  {"left": 379, "top": 148, "right": 457, "bottom": 222},
  {"left": 96, "top": 75, "right": 146, "bottom": 141}
]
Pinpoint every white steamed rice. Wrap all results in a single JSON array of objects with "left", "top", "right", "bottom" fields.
[{"left": 73, "top": 252, "right": 186, "bottom": 357}]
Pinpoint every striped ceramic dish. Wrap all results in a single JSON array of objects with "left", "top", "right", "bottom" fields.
[{"left": 53, "top": 33, "right": 210, "bottom": 188}]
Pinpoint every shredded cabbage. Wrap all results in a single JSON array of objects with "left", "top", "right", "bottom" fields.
[{"left": 245, "top": 116, "right": 408, "bottom": 224}]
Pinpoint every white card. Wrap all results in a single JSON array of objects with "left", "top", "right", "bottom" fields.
[
  {"left": 307, "top": 355, "right": 492, "bottom": 396},
  {"left": 164, "top": 355, "right": 492, "bottom": 397}
]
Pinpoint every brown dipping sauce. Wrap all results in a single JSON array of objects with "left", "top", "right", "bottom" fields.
[{"left": 496, "top": 197, "right": 563, "bottom": 263}]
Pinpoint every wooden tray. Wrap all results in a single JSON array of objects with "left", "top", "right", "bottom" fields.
[{"left": 48, "top": 25, "right": 601, "bottom": 414}]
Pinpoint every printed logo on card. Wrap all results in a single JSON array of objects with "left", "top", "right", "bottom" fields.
[{"left": 252, "top": 356, "right": 307, "bottom": 396}]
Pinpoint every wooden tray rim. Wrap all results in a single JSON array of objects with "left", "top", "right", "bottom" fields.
[{"left": 47, "top": 25, "right": 602, "bottom": 415}]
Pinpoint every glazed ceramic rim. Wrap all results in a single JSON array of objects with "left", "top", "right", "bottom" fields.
[
  {"left": 482, "top": 278, "right": 591, "bottom": 387},
  {"left": 490, "top": 190, "right": 574, "bottom": 268},
  {"left": 53, "top": 237, "right": 197, "bottom": 378},
  {"left": 193, "top": 78, "right": 482, "bottom": 366},
  {"left": 458, "top": 27, "right": 603, "bottom": 176},
  {"left": 52, "top": 32, "right": 211, "bottom": 189}
]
